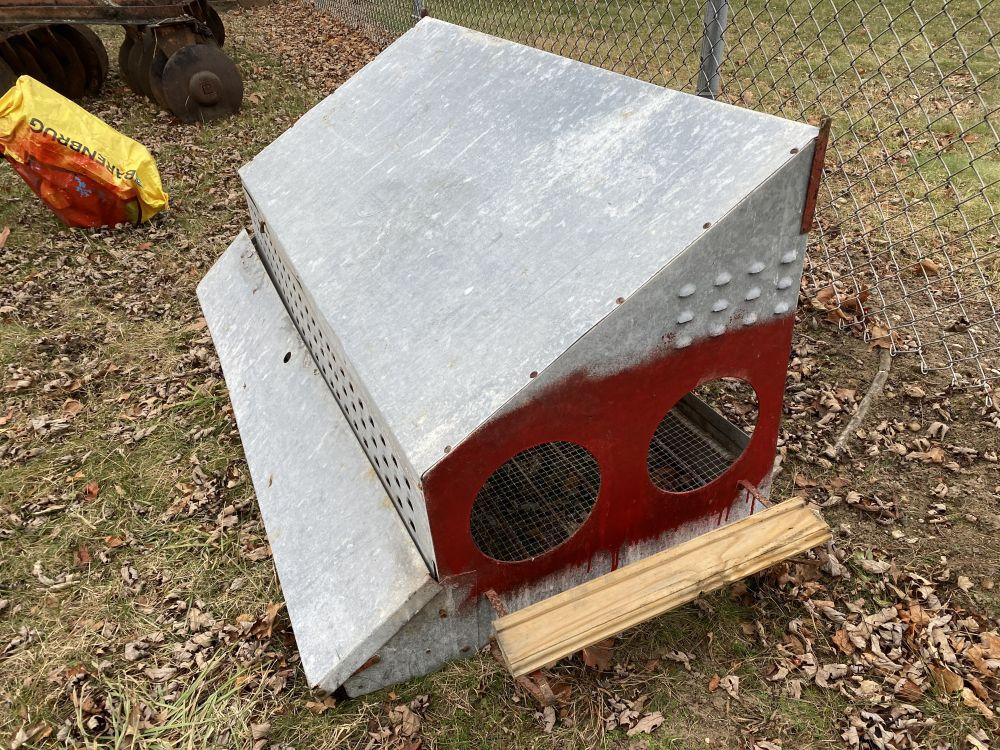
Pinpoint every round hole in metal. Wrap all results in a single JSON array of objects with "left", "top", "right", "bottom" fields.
[
  {"left": 470, "top": 441, "right": 601, "bottom": 562},
  {"left": 647, "top": 378, "right": 758, "bottom": 493}
]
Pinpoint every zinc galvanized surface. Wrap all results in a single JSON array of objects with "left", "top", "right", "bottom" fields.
[
  {"left": 197, "top": 231, "right": 440, "bottom": 691},
  {"left": 240, "top": 18, "right": 817, "bottom": 476},
  {"left": 504, "top": 145, "right": 813, "bottom": 404}
]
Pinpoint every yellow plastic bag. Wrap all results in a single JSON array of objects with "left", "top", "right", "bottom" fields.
[{"left": 0, "top": 76, "right": 168, "bottom": 227}]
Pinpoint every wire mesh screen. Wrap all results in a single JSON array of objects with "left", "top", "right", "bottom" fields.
[
  {"left": 470, "top": 441, "right": 601, "bottom": 562},
  {"left": 314, "top": 0, "right": 415, "bottom": 45},
  {"left": 647, "top": 379, "right": 755, "bottom": 492},
  {"left": 317, "top": 0, "right": 999, "bottom": 400}
]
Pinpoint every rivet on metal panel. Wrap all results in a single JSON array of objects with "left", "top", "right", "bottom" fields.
[
  {"left": 529, "top": 371, "right": 538, "bottom": 379},
  {"left": 677, "top": 310, "right": 694, "bottom": 324},
  {"left": 776, "top": 277, "right": 793, "bottom": 290},
  {"left": 444, "top": 445, "right": 452, "bottom": 454},
  {"left": 676, "top": 335, "right": 692, "bottom": 348},
  {"left": 745, "top": 287, "right": 761, "bottom": 301},
  {"left": 790, "top": 147, "right": 799, "bottom": 154},
  {"left": 780, "top": 250, "right": 797, "bottom": 264},
  {"left": 678, "top": 283, "right": 696, "bottom": 298},
  {"left": 712, "top": 299, "right": 729, "bottom": 312},
  {"left": 702, "top": 222, "right": 712, "bottom": 229},
  {"left": 748, "top": 262, "right": 766, "bottom": 275},
  {"left": 743, "top": 312, "right": 758, "bottom": 325},
  {"left": 282, "top": 352, "right": 291, "bottom": 363},
  {"left": 709, "top": 323, "right": 725, "bottom": 336},
  {"left": 615, "top": 297, "right": 625, "bottom": 304},
  {"left": 774, "top": 301, "right": 791, "bottom": 315},
  {"left": 713, "top": 271, "right": 731, "bottom": 287}
]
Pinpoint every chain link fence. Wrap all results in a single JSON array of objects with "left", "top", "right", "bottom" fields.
[{"left": 315, "top": 0, "right": 999, "bottom": 401}]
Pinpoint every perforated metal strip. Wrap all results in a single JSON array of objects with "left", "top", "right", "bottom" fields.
[{"left": 245, "top": 191, "right": 437, "bottom": 576}]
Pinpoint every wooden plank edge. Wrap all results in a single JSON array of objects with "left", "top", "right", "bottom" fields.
[
  {"left": 498, "top": 513, "right": 828, "bottom": 643},
  {"left": 495, "top": 514, "right": 828, "bottom": 664},
  {"left": 499, "top": 522, "right": 830, "bottom": 676},
  {"left": 496, "top": 501, "right": 821, "bottom": 635},
  {"left": 495, "top": 499, "right": 809, "bottom": 630},
  {"left": 503, "top": 526, "right": 830, "bottom": 676}
]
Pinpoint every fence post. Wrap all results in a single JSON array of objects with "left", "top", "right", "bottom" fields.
[{"left": 696, "top": 0, "right": 729, "bottom": 99}]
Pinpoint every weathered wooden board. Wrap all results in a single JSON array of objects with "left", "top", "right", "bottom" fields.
[{"left": 494, "top": 499, "right": 830, "bottom": 676}]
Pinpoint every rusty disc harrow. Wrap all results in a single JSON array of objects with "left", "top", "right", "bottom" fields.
[
  {"left": 119, "top": 19, "right": 241, "bottom": 123},
  {"left": 1, "top": 2, "right": 239, "bottom": 123},
  {"left": 1, "top": 21, "right": 108, "bottom": 96}
]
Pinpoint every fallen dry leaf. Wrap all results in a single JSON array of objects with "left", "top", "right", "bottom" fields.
[
  {"left": 144, "top": 665, "right": 177, "bottom": 682},
  {"left": 626, "top": 711, "right": 664, "bottom": 737},
  {"left": 720, "top": 675, "right": 740, "bottom": 700},
  {"left": 303, "top": 692, "right": 336, "bottom": 714},
  {"left": 831, "top": 628, "right": 856, "bottom": 656},
  {"left": 581, "top": 637, "right": 615, "bottom": 671},
  {"left": 251, "top": 602, "right": 283, "bottom": 639},
  {"left": 540, "top": 705, "right": 556, "bottom": 733},
  {"left": 962, "top": 687, "right": 995, "bottom": 719},
  {"left": 930, "top": 665, "right": 964, "bottom": 694},
  {"left": 62, "top": 399, "right": 84, "bottom": 416},
  {"left": 74, "top": 545, "right": 91, "bottom": 567},
  {"left": 391, "top": 704, "right": 421, "bottom": 737}
]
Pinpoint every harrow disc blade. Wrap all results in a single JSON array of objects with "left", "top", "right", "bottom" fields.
[
  {"left": 206, "top": 4, "right": 225, "bottom": 47},
  {"left": 161, "top": 42, "right": 242, "bottom": 123},
  {"left": 0, "top": 39, "right": 22, "bottom": 82},
  {"left": 125, "top": 31, "right": 148, "bottom": 96},
  {"left": 73, "top": 26, "right": 108, "bottom": 82},
  {"left": 0, "top": 58, "right": 15, "bottom": 94},
  {"left": 147, "top": 46, "right": 169, "bottom": 109},
  {"left": 8, "top": 36, "right": 45, "bottom": 83},
  {"left": 41, "top": 26, "right": 87, "bottom": 100},
  {"left": 137, "top": 27, "right": 158, "bottom": 99},
  {"left": 54, "top": 24, "right": 107, "bottom": 95},
  {"left": 118, "top": 32, "right": 136, "bottom": 89},
  {"left": 25, "top": 28, "right": 70, "bottom": 95}
]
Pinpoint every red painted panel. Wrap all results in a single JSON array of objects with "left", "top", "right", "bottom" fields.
[{"left": 422, "top": 314, "right": 796, "bottom": 597}]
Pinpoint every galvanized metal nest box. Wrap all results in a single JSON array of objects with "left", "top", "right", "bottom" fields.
[{"left": 198, "top": 19, "right": 823, "bottom": 695}]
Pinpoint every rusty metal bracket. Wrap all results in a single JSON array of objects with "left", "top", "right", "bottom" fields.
[
  {"left": 484, "top": 588, "right": 508, "bottom": 618},
  {"left": 800, "top": 117, "right": 831, "bottom": 234},
  {"left": 739, "top": 479, "right": 771, "bottom": 512},
  {"left": 485, "top": 589, "right": 562, "bottom": 707}
]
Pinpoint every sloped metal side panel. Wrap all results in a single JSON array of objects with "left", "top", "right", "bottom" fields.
[
  {"left": 197, "top": 231, "right": 440, "bottom": 692},
  {"left": 240, "top": 17, "right": 817, "bottom": 477},
  {"left": 245, "top": 192, "right": 437, "bottom": 575}
]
